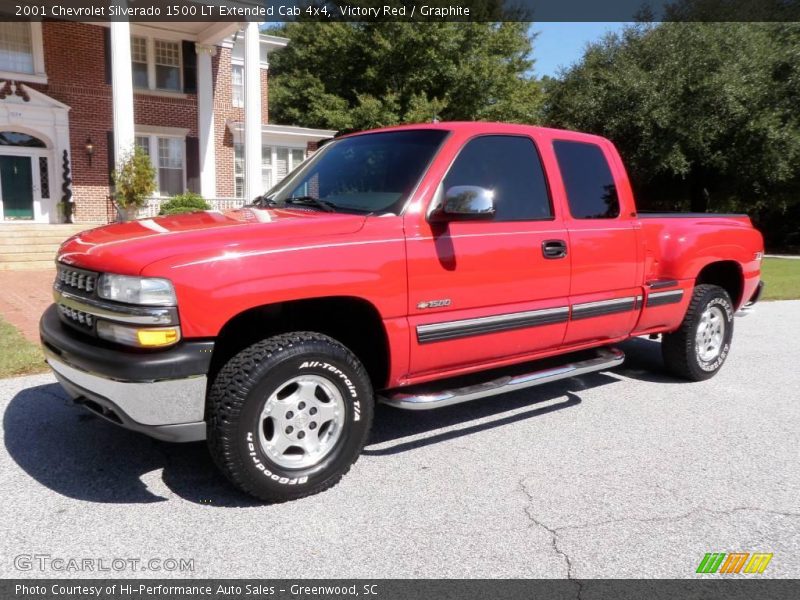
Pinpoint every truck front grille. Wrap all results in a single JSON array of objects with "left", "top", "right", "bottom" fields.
[
  {"left": 57, "top": 304, "right": 95, "bottom": 331},
  {"left": 57, "top": 264, "right": 98, "bottom": 294}
]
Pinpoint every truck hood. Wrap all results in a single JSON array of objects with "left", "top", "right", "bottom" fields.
[{"left": 58, "top": 208, "right": 367, "bottom": 274}]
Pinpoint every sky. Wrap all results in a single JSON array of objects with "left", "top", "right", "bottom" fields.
[{"left": 532, "top": 22, "right": 626, "bottom": 78}]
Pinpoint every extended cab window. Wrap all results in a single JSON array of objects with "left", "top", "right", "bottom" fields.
[
  {"left": 443, "top": 135, "right": 552, "bottom": 221},
  {"left": 553, "top": 141, "right": 620, "bottom": 219}
]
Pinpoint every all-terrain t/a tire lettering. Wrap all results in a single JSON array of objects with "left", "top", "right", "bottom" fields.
[
  {"left": 662, "top": 284, "right": 735, "bottom": 381},
  {"left": 207, "top": 332, "right": 374, "bottom": 503}
]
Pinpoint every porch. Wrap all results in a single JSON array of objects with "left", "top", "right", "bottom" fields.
[{"left": 0, "top": 19, "right": 333, "bottom": 225}]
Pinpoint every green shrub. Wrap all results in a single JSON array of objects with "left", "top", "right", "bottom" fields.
[
  {"left": 112, "top": 146, "right": 156, "bottom": 209},
  {"left": 158, "top": 193, "right": 211, "bottom": 216}
]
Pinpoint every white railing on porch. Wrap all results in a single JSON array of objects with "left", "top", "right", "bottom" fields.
[{"left": 135, "top": 197, "right": 249, "bottom": 219}]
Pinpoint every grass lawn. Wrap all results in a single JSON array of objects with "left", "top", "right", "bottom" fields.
[
  {"left": 761, "top": 257, "right": 800, "bottom": 301},
  {"left": 0, "top": 317, "right": 47, "bottom": 378}
]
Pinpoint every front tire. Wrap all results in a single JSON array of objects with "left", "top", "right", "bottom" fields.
[
  {"left": 661, "top": 284, "right": 734, "bottom": 381},
  {"left": 207, "top": 332, "right": 373, "bottom": 503}
]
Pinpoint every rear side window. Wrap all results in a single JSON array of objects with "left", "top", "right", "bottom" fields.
[
  {"left": 553, "top": 141, "right": 620, "bottom": 219},
  {"left": 443, "top": 135, "right": 552, "bottom": 221}
]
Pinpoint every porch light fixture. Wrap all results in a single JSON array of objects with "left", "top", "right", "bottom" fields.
[{"left": 85, "top": 137, "right": 94, "bottom": 166}]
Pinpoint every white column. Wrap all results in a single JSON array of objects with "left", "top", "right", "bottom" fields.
[
  {"left": 196, "top": 43, "right": 217, "bottom": 198},
  {"left": 109, "top": 21, "right": 135, "bottom": 167},
  {"left": 243, "top": 22, "right": 263, "bottom": 201}
]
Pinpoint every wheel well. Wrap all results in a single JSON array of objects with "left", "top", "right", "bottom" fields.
[
  {"left": 695, "top": 261, "right": 743, "bottom": 307},
  {"left": 209, "top": 296, "right": 390, "bottom": 390}
]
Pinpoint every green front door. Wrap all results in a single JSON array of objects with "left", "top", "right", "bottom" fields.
[{"left": 0, "top": 155, "right": 34, "bottom": 219}]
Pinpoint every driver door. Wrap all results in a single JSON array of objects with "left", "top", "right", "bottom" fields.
[{"left": 405, "top": 134, "right": 571, "bottom": 378}]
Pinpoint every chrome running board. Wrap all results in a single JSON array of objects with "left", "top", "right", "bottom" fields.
[{"left": 379, "top": 348, "right": 625, "bottom": 410}]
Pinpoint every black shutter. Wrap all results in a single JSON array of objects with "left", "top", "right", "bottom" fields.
[
  {"left": 182, "top": 40, "right": 197, "bottom": 94},
  {"left": 103, "top": 28, "right": 112, "bottom": 85},
  {"left": 107, "top": 131, "right": 115, "bottom": 186},
  {"left": 185, "top": 136, "right": 200, "bottom": 194}
]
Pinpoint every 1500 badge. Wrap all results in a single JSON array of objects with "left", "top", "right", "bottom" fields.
[{"left": 417, "top": 299, "right": 451, "bottom": 309}]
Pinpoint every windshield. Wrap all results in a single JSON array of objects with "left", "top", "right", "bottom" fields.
[{"left": 263, "top": 129, "right": 449, "bottom": 215}]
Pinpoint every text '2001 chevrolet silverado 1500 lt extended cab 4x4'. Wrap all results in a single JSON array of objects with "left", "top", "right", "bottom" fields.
[{"left": 41, "top": 122, "right": 764, "bottom": 502}]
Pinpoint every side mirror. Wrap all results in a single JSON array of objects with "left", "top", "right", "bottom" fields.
[{"left": 429, "top": 186, "right": 495, "bottom": 222}]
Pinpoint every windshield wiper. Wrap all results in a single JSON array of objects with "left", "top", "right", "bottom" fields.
[
  {"left": 283, "top": 196, "right": 336, "bottom": 212},
  {"left": 250, "top": 195, "right": 279, "bottom": 208}
]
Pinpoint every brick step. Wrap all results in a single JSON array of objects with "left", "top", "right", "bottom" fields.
[
  {"left": 0, "top": 227, "right": 90, "bottom": 236},
  {"left": 0, "top": 221, "right": 90, "bottom": 231},
  {"left": 0, "top": 223, "right": 92, "bottom": 229},
  {"left": 0, "top": 235, "right": 72, "bottom": 245},
  {"left": 0, "top": 251, "right": 57, "bottom": 262},
  {"left": 0, "top": 260, "right": 56, "bottom": 271},
  {"left": 0, "top": 243, "right": 61, "bottom": 254}
]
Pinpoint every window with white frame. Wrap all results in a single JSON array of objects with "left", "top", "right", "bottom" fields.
[
  {"left": 130, "top": 36, "right": 182, "bottom": 92},
  {"left": 135, "top": 134, "right": 185, "bottom": 197},
  {"left": 154, "top": 40, "right": 181, "bottom": 91},
  {"left": 231, "top": 64, "right": 244, "bottom": 108},
  {"left": 234, "top": 143, "right": 244, "bottom": 198},
  {"left": 234, "top": 142, "right": 306, "bottom": 198},
  {"left": 158, "top": 137, "right": 184, "bottom": 195},
  {"left": 131, "top": 37, "right": 149, "bottom": 88},
  {"left": 230, "top": 34, "right": 269, "bottom": 108},
  {"left": 0, "top": 22, "right": 33, "bottom": 74}
]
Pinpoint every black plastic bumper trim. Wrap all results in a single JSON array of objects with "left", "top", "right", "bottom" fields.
[
  {"left": 40, "top": 304, "right": 213, "bottom": 382},
  {"left": 747, "top": 281, "right": 765, "bottom": 306}
]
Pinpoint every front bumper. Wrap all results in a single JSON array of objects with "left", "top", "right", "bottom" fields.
[{"left": 40, "top": 304, "right": 213, "bottom": 442}]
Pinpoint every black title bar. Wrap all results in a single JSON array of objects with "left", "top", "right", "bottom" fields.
[
  {"left": 3, "top": 579, "right": 800, "bottom": 600},
  {"left": 2, "top": 0, "right": 800, "bottom": 22}
]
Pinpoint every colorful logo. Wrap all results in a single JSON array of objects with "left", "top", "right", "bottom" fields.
[{"left": 696, "top": 552, "right": 773, "bottom": 574}]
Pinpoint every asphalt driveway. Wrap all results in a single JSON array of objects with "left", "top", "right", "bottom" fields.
[{"left": 1, "top": 301, "right": 798, "bottom": 578}]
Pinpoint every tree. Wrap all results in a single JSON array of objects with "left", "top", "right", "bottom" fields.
[
  {"left": 267, "top": 21, "right": 543, "bottom": 132},
  {"left": 543, "top": 21, "right": 800, "bottom": 247}
]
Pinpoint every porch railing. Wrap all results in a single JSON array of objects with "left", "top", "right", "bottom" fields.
[{"left": 135, "top": 197, "right": 249, "bottom": 219}]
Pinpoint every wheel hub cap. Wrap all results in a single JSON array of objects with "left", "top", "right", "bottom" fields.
[
  {"left": 695, "top": 305, "right": 726, "bottom": 363},
  {"left": 258, "top": 374, "right": 345, "bottom": 469}
]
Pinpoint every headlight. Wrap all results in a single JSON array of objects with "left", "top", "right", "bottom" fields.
[
  {"left": 97, "top": 321, "right": 181, "bottom": 348},
  {"left": 97, "top": 274, "right": 176, "bottom": 306}
]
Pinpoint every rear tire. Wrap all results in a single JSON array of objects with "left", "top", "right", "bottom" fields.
[
  {"left": 207, "top": 332, "right": 373, "bottom": 503},
  {"left": 661, "top": 284, "right": 734, "bottom": 381}
]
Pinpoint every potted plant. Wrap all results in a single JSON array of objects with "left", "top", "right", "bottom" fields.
[{"left": 111, "top": 146, "right": 156, "bottom": 222}]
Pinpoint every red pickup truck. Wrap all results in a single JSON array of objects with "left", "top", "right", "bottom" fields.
[{"left": 41, "top": 122, "right": 764, "bottom": 502}]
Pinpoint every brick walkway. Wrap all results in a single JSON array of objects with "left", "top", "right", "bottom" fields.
[{"left": 0, "top": 269, "right": 55, "bottom": 342}]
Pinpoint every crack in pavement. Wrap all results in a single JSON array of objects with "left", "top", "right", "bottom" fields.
[
  {"left": 550, "top": 505, "right": 800, "bottom": 534},
  {"left": 517, "top": 480, "right": 583, "bottom": 599},
  {"left": 518, "top": 477, "right": 800, "bottom": 586}
]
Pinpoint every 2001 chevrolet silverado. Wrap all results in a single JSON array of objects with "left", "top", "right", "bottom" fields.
[{"left": 41, "top": 123, "right": 764, "bottom": 502}]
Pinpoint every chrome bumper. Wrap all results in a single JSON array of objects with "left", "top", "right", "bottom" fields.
[{"left": 45, "top": 348, "right": 207, "bottom": 442}]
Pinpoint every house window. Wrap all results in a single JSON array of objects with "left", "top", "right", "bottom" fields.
[
  {"left": 154, "top": 40, "right": 181, "bottom": 91},
  {"left": 262, "top": 145, "right": 272, "bottom": 191},
  {"left": 130, "top": 36, "right": 182, "bottom": 92},
  {"left": 234, "top": 142, "right": 306, "bottom": 198},
  {"left": 134, "top": 135, "right": 150, "bottom": 157},
  {"left": 130, "top": 36, "right": 149, "bottom": 88},
  {"left": 234, "top": 143, "right": 244, "bottom": 198},
  {"left": 231, "top": 64, "right": 244, "bottom": 108},
  {"left": 157, "top": 137, "right": 184, "bottom": 195},
  {"left": 135, "top": 134, "right": 185, "bottom": 197},
  {"left": 0, "top": 22, "right": 33, "bottom": 74}
]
